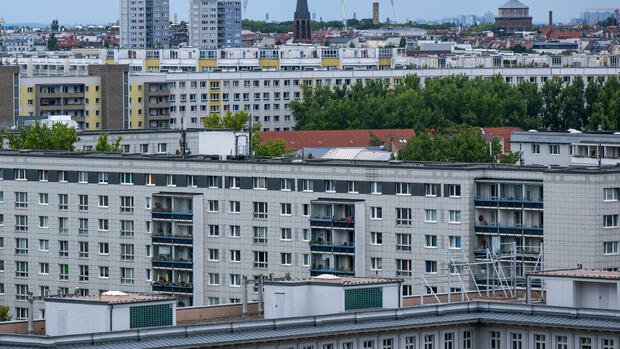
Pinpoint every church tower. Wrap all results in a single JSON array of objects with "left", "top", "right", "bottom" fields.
[{"left": 293, "top": 0, "right": 312, "bottom": 43}]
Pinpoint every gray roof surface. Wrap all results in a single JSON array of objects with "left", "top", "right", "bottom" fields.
[
  {"left": 3, "top": 302, "right": 620, "bottom": 348},
  {"left": 499, "top": 0, "right": 529, "bottom": 9}
]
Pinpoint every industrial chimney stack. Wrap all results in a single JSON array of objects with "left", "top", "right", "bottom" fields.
[{"left": 548, "top": 11, "right": 553, "bottom": 29}]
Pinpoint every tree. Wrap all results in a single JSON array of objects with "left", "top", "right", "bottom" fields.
[
  {"left": 399, "top": 37, "right": 407, "bottom": 48},
  {"left": 201, "top": 111, "right": 249, "bottom": 131},
  {"left": 368, "top": 131, "right": 385, "bottom": 146},
  {"left": 51, "top": 19, "right": 59, "bottom": 31},
  {"left": 94, "top": 133, "right": 123, "bottom": 152},
  {"left": 5, "top": 121, "right": 78, "bottom": 150},
  {"left": 596, "top": 16, "right": 618, "bottom": 28},
  {"left": 0, "top": 306, "right": 11, "bottom": 322},
  {"left": 47, "top": 34, "right": 58, "bottom": 51}
]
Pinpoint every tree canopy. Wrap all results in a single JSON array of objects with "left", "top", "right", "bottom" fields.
[
  {"left": 93, "top": 134, "right": 124, "bottom": 152},
  {"left": 291, "top": 75, "right": 620, "bottom": 132},
  {"left": 397, "top": 126, "right": 521, "bottom": 164},
  {"left": 202, "top": 111, "right": 249, "bottom": 131},
  {"left": 0, "top": 306, "right": 11, "bottom": 322},
  {"left": 4, "top": 122, "right": 78, "bottom": 150}
]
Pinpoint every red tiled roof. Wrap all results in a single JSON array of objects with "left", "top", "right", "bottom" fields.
[
  {"left": 261, "top": 129, "right": 415, "bottom": 151},
  {"left": 548, "top": 32, "right": 582, "bottom": 39},
  {"left": 481, "top": 127, "right": 522, "bottom": 151}
]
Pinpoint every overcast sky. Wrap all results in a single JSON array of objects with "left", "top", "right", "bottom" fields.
[{"left": 1, "top": 0, "right": 618, "bottom": 25}]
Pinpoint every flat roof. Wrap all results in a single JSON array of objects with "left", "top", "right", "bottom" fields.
[
  {"left": 528, "top": 269, "right": 620, "bottom": 280},
  {"left": 76, "top": 128, "right": 237, "bottom": 136},
  {"left": 265, "top": 276, "right": 402, "bottom": 287},
  {"left": 44, "top": 293, "right": 175, "bottom": 305}
]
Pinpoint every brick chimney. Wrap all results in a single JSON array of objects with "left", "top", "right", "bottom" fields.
[{"left": 548, "top": 11, "right": 553, "bottom": 29}]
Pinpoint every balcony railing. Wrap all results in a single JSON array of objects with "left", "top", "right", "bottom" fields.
[
  {"left": 475, "top": 199, "right": 543, "bottom": 210},
  {"left": 152, "top": 235, "right": 193, "bottom": 245},
  {"left": 473, "top": 249, "right": 541, "bottom": 260},
  {"left": 152, "top": 259, "right": 193, "bottom": 270},
  {"left": 474, "top": 225, "right": 543, "bottom": 236},
  {"left": 309, "top": 243, "right": 355, "bottom": 254},
  {"left": 309, "top": 218, "right": 355, "bottom": 230},
  {"left": 310, "top": 269, "right": 355, "bottom": 277},
  {"left": 152, "top": 210, "right": 193, "bottom": 221},
  {"left": 152, "top": 282, "right": 193, "bottom": 294}
]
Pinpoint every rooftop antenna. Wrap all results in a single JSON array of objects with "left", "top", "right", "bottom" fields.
[
  {"left": 179, "top": 111, "right": 189, "bottom": 158},
  {"left": 341, "top": 0, "right": 348, "bottom": 29},
  {"left": 390, "top": 0, "right": 399, "bottom": 24}
]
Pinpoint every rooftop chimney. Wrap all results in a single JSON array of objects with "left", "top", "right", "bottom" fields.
[{"left": 548, "top": 11, "right": 553, "bottom": 29}]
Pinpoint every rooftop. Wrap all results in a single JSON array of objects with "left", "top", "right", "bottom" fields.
[
  {"left": 528, "top": 268, "right": 620, "bottom": 280},
  {"left": 44, "top": 292, "right": 175, "bottom": 305},
  {"left": 499, "top": 0, "right": 529, "bottom": 9},
  {"left": 265, "top": 275, "right": 402, "bottom": 286},
  {"left": 261, "top": 129, "right": 415, "bottom": 151}
]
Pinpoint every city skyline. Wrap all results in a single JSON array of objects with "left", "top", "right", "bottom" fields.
[{"left": 1, "top": 0, "right": 619, "bottom": 26}]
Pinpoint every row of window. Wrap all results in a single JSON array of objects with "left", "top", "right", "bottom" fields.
[
  {"left": 7, "top": 265, "right": 137, "bottom": 284},
  {"left": 3, "top": 240, "right": 142, "bottom": 259},
  {"left": 4, "top": 192, "right": 135, "bottom": 212}
]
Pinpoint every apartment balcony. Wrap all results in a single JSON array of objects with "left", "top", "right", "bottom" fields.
[
  {"left": 149, "top": 103, "right": 170, "bottom": 109},
  {"left": 310, "top": 268, "right": 355, "bottom": 277},
  {"left": 474, "top": 225, "right": 543, "bottom": 236},
  {"left": 473, "top": 248, "right": 542, "bottom": 262},
  {"left": 151, "top": 210, "right": 193, "bottom": 222},
  {"left": 148, "top": 114, "right": 171, "bottom": 121},
  {"left": 152, "top": 282, "right": 193, "bottom": 294},
  {"left": 152, "top": 235, "right": 193, "bottom": 246},
  {"left": 152, "top": 258, "right": 193, "bottom": 270},
  {"left": 474, "top": 199, "right": 543, "bottom": 210},
  {"left": 309, "top": 243, "right": 355, "bottom": 255},
  {"left": 148, "top": 90, "right": 170, "bottom": 97},
  {"left": 309, "top": 218, "right": 355, "bottom": 230}
]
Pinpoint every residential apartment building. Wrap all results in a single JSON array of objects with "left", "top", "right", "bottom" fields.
[
  {"left": 189, "top": 0, "right": 242, "bottom": 49},
  {"left": 511, "top": 130, "right": 620, "bottom": 167},
  {"left": 120, "top": 0, "right": 170, "bottom": 49},
  {"left": 1, "top": 48, "right": 619, "bottom": 130},
  {"left": 0, "top": 151, "right": 619, "bottom": 320}
]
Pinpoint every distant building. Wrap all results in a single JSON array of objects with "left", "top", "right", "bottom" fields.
[
  {"left": 293, "top": 0, "right": 312, "bottom": 44},
  {"left": 373, "top": 1, "right": 380, "bottom": 25},
  {"left": 188, "top": 0, "right": 242, "bottom": 49},
  {"left": 495, "top": 0, "right": 533, "bottom": 32},
  {"left": 120, "top": 0, "right": 169, "bottom": 49}
]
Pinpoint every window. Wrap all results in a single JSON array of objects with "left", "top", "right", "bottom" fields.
[
  {"left": 490, "top": 331, "right": 501, "bottom": 349},
  {"left": 39, "top": 193, "right": 48, "bottom": 205},
  {"left": 281, "top": 252, "right": 292, "bottom": 265},
  {"left": 425, "top": 184, "right": 440, "bottom": 197},
  {"left": 302, "top": 179, "right": 314, "bottom": 192},
  {"left": 140, "top": 144, "right": 149, "bottom": 153},
  {"left": 229, "top": 225, "right": 241, "bottom": 238},
  {"left": 303, "top": 204, "right": 310, "bottom": 216},
  {"left": 15, "top": 192, "right": 27, "bottom": 208},
  {"left": 463, "top": 331, "right": 472, "bottom": 349},
  {"left": 39, "top": 239, "right": 49, "bottom": 251},
  {"left": 157, "top": 143, "right": 167, "bottom": 153},
  {"left": 443, "top": 333, "right": 454, "bottom": 349},
  {"left": 449, "top": 210, "right": 461, "bottom": 223},
  {"left": 371, "top": 257, "right": 382, "bottom": 270},
  {"left": 604, "top": 241, "right": 619, "bottom": 255},
  {"left": 371, "top": 182, "right": 383, "bottom": 194},
  {"left": 396, "top": 208, "right": 412, "bottom": 225},
  {"left": 166, "top": 175, "right": 175, "bottom": 187},
  {"left": 98, "top": 195, "right": 109, "bottom": 208},
  {"left": 59, "top": 264, "right": 69, "bottom": 280},
  {"left": 604, "top": 215, "right": 618, "bottom": 228},
  {"left": 280, "top": 203, "right": 292, "bottom": 215},
  {"left": 146, "top": 174, "right": 156, "bottom": 185},
  {"left": 15, "top": 261, "right": 28, "bottom": 277},
  {"left": 98, "top": 172, "right": 109, "bottom": 184},
  {"left": 15, "top": 169, "right": 26, "bottom": 180},
  {"left": 253, "top": 177, "right": 266, "bottom": 189},
  {"left": 303, "top": 229, "right": 310, "bottom": 241},
  {"left": 208, "top": 249, "right": 220, "bottom": 261},
  {"left": 121, "top": 220, "right": 134, "bottom": 237},
  {"left": 99, "top": 266, "right": 109, "bottom": 278},
  {"left": 549, "top": 144, "right": 560, "bottom": 155},
  {"left": 253, "top": 202, "right": 268, "bottom": 219},
  {"left": 206, "top": 176, "right": 219, "bottom": 188},
  {"left": 209, "top": 225, "right": 220, "bottom": 237},
  {"left": 371, "top": 232, "right": 383, "bottom": 245},
  {"left": 16, "top": 307, "right": 28, "bottom": 320},
  {"left": 57, "top": 217, "right": 68, "bottom": 234},
  {"left": 534, "top": 334, "right": 546, "bottom": 349},
  {"left": 449, "top": 236, "right": 461, "bottom": 249},
  {"left": 58, "top": 194, "right": 68, "bottom": 210},
  {"left": 425, "top": 260, "right": 437, "bottom": 273},
  {"left": 15, "top": 215, "right": 28, "bottom": 231},
  {"left": 371, "top": 207, "right": 383, "bottom": 220},
  {"left": 396, "top": 233, "right": 412, "bottom": 251},
  {"left": 347, "top": 181, "right": 359, "bottom": 193},
  {"left": 38, "top": 170, "right": 49, "bottom": 181},
  {"left": 208, "top": 273, "right": 220, "bottom": 286},
  {"left": 254, "top": 251, "right": 268, "bottom": 268},
  {"left": 229, "top": 177, "right": 240, "bottom": 189},
  {"left": 15, "top": 238, "right": 28, "bottom": 255},
  {"left": 303, "top": 254, "right": 310, "bottom": 266},
  {"left": 99, "top": 243, "right": 109, "bottom": 255},
  {"left": 186, "top": 175, "right": 197, "bottom": 187},
  {"left": 324, "top": 180, "right": 335, "bottom": 192},
  {"left": 448, "top": 184, "right": 461, "bottom": 197},
  {"left": 424, "top": 334, "right": 435, "bottom": 349},
  {"left": 230, "top": 250, "right": 241, "bottom": 262},
  {"left": 425, "top": 235, "right": 438, "bottom": 248},
  {"left": 79, "top": 265, "right": 89, "bottom": 281},
  {"left": 16, "top": 284, "right": 29, "bottom": 300},
  {"left": 579, "top": 337, "right": 592, "bottom": 349},
  {"left": 363, "top": 340, "right": 374, "bottom": 349},
  {"left": 405, "top": 336, "right": 417, "bottom": 349},
  {"left": 208, "top": 200, "right": 219, "bottom": 212},
  {"left": 396, "top": 259, "right": 412, "bottom": 276},
  {"left": 121, "top": 267, "right": 134, "bottom": 284},
  {"left": 120, "top": 173, "right": 133, "bottom": 185},
  {"left": 604, "top": 188, "right": 620, "bottom": 201},
  {"left": 79, "top": 195, "right": 88, "bottom": 211},
  {"left": 281, "top": 178, "right": 293, "bottom": 191},
  {"left": 39, "top": 216, "right": 49, "bottom": 228},
  {"left": 99, "top": 219, "right": 109, "bottom": 231},
  {"left": 425, "top": 209, "right": 437, "bottom": 223},
  {"left": 228, "top": 201, "right": 241, "bottom": 214},
  {"left": 230, "top": 274, "right": 241, "bottom": 287},
  {"left": 120, "top": 244, "right": 134, "bottom": 261},
  {"left": 253, "top": 227, "right": 268, "bottom": 243},
  {"left": 281, "top": 228, "right": 292, "bottom": 240},
  {"left": 397, "top": 182, "right": 412, "bottom": 195},
  {"left": 602, "top": 338, "right": 615, "bottom": 349},
  {"left": 510, "top": 333, "right": 523, "bottom": 349}
]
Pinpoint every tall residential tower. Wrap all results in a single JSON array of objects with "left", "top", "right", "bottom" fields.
[
  {"left": 120, "top": 0, "right": 170, "bottom": 49},
  {"left": 189, "top": 0, "right": 242, "bottom": 49}
]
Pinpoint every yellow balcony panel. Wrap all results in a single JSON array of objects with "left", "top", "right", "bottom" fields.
[
  {"left": 198, "top": 59, "right": 218, "bottom": 71},
  {"left": 259, "top": 59, "right": 280, "bottom": 69},
  {"left": 378, "top": 58, "right": 392, "bottom": 67},
  {"left": 321, "top": 58, "right": 340, "bottom": 68}
]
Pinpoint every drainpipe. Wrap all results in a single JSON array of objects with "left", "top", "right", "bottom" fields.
[{"left": 109, "top": 304, "right": 114, "bottom": 331}]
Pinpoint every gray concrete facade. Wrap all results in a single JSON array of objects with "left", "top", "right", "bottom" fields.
[{"left": 120, "top": 0, "right": 170, "bottom": 49}]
